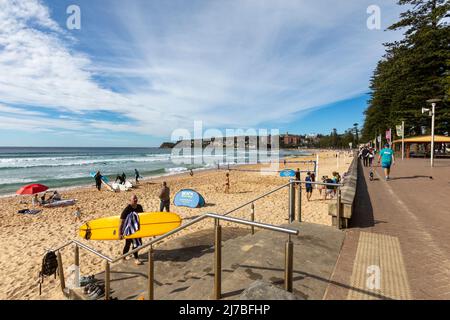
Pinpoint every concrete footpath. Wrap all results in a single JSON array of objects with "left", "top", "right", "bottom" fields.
[{"left": 325, "top": 158, "right": 450, "bottom": 300}]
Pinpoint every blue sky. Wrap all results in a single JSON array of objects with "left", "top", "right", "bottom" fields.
[{"left": 0, "top": 0, "right": 404, "bottom": 147}]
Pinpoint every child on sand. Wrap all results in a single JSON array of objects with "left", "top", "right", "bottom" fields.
[{"left": 73, "top": 207, "right": 81, "bottom": 222}]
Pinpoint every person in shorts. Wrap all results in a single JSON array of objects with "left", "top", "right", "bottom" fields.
[
  {"left": 378, "top": 143, "right": 395, "bottom": 181},
  {"left": 305, "top": 172, "right": 313, "bottom": 201}
]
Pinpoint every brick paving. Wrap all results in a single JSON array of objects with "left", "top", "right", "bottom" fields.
[{"left": 325, "top": 158, "right": 450, "bottom": 300}]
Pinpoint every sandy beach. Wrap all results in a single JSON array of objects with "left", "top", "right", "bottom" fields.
[{"left": 0, "top": 150, "right": 352, "bottom": 300}]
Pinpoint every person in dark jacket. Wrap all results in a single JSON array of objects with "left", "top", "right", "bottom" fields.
[
  {"left": 119, "top": 195, "right": 143, "bottom": 265},
  {"left": 94, "top": 171, "right": 102, "bottom": 191}
]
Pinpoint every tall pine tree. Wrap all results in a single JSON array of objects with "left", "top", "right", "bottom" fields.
[{"left": 362, "top": 0, "right": 449, "bottom": 142}]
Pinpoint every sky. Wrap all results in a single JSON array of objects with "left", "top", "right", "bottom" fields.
[{"left": 0, "top": 0, "right": 405, "bottom": 147}]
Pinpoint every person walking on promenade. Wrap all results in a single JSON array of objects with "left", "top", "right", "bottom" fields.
[
  {"left": 119, "top": 195, "right": 143, "bottom": 265},
  {"left": 368, "top": 147, "right": 375, "bottom": 167},
  {"left": 159, "top": 181, "right": 170, "bottom": 212},
  {"left": 94, "top": 171, "right": 102, "bottom": 191},
  {"left": 378, "top": 143, "right": 395, "bottom": 181},
  {"left": 362, "top": 146, "right": 369, "bottom": 167}
]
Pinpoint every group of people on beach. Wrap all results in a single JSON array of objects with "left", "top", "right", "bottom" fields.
[
  {"left": 32, "top": 190, "right": 61, "bottom": 206},
  {"left": 94, "top": 169, "right": 142, "bottom": 191}
]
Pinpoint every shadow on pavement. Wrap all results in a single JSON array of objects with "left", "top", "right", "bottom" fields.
[{"left": 349, "top": 160, "right": 375, "bottom": 228}]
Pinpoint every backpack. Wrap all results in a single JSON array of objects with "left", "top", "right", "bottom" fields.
[{"left": 38, "top": 251, "right": 59, "bottom": 295}]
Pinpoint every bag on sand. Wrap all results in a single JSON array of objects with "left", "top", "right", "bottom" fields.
[{"left": 38, "top": 251, "right": 59, "bottom": 295}]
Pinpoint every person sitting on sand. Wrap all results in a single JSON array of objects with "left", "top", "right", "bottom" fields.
[
  {"left": 318, "top": 176, "right": 327, "bottom": 196},
  {"left": 159, "top": 182, "right": 170, "bottom": 212},
  {"left": 190, "top": 169, "right": 194, "bottom": 177},
  {"left": 40, "top": 192, "right": 48, "bottom": 205},
  {"left": 32, "top": 194, "right": 40, "bottom": 206},
  {"left": 324, "top": 177, "right": 335, "bottom": 200},
  {"left": 119, "top": 195, "right": 143, "bottom": 265},
  {"left": 48, "top": 190, "right": 61, "bottom": 203}
]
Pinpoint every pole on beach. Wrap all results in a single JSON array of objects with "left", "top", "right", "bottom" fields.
[
  {"left": 147, "top": 246, "right": 154, "bottom": 300},
  {"left": 296, "top": 182, "right": 302, "bottom": 222},
  {"left": 56, "top": 251, "right": 66, "bottom": 295},
  {"left": 401, "top": 121, "right": 405, "bottom": 160},
  {"left": 431, "top": 104, "right": 435, "bottom": 167},
  {"left": 250, "top": 203, "right": 255, "bottom": 235},
  {"left": 336, "top": 187, "right": 342, "bottom": 229},
  {"left": 74, "top": 245, "right": 80, "bottom": 288},
  {"left": 214, "top": 219, "right": 222, "bottom": 300},
  {"left": 316, "top": 154, "right": 319, "bottom": 180},
  {"left": 284, "top": 235, "right": 293, "bottom": 293},
  {"left": 105, "top": 261, "right": 110, "bottom": 300},
  {"left": 289, "top": 180, "right": 295, "bottom": 223}
]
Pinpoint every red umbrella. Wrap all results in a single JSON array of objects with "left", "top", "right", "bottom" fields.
[{"left": 16, "top": 184, "right": 49, "bottom": 195}]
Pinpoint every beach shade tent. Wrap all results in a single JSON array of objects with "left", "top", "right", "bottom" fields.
[
  {"left": 16, "top": 183, "right": 48, "bottom": 195},
  {"left": 392, "top": 135, "right": 450, "bottom": 158},
  {"left": 279, "top": 169, "right": 296, "bottom": 177},
  {"left": 173, "top": 189, "right": 205, "bottom": 208}
]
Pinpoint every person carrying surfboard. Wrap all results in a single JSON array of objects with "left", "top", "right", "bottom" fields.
[
  {"left": 94, "top": 171, "right": 102, "bottom": 191},
  {"left": 119, "top": 195, "right": 144, "bottom": 265}
]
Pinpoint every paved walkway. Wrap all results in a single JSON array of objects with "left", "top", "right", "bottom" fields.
[{"left": 325, "top": 158, "right": 450, "bottom": 300}]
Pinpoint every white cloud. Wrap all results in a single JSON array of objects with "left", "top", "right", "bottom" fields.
[{"left": 0, "top": 0, "right": 404, "bottom": 141}]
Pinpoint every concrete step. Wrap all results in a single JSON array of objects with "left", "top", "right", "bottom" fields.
[
  {"left": 68, "top": 222, "right": 344, "bottom": 300},
  {"left": 219, "top": 222, "right": 345, "bottom": 300},
  {"left": 69, "top": 227, "right": 253, "bottom": 300}
]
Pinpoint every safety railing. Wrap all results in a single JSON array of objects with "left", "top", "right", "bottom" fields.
[
  {"left": 48, "top": 179, "right": 342, "bottom": 300},
  {"left": 49, "top": 213, "right": 298, "bottom": 300}
]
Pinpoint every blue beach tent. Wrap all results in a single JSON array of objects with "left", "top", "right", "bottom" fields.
[
  {"left": 279, "top": 169, "right": 296, "bottom": 177},
  {"left": 174, "top": 189, "right": 205, "bottom": 208}
]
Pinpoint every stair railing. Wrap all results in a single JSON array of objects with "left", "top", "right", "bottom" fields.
[{"left": 48, "top": 179, "right": 341, "bottom": 300}]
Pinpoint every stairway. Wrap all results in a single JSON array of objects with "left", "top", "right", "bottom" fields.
[{"left": 70, "top": 222, "right": 344, "bottom": 300}]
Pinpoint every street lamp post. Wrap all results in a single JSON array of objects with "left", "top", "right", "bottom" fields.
[{"left": 425, "top": 99, "right": 441, "bottom": 167}]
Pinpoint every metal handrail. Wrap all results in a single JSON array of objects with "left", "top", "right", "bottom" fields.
[
  {"left": 206, "top": 213, "right": 298, "bottom": 235},
  {"left": 224, "top": 182, "right": 291, "bottom": 216},
  {"left": 291, "top": 179, "right": 343, "bottom": 187},
  {"left": 49, "top": 180, "right": 337, "bottom": 262},
  {"left": 48, "top": 178, "right": 340, "bottom": 299}
]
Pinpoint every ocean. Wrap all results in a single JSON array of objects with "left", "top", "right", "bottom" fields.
[{"left": 0, "top": 147, "right": 310, "bottom": 196}]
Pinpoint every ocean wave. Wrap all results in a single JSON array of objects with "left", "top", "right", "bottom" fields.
[{"left": 0, "top": 155, "right": 174, "bottom": 169}]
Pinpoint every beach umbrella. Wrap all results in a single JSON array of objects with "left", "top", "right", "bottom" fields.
[{"left": 16, "top": 183, "right": 48, "bottom": 195}]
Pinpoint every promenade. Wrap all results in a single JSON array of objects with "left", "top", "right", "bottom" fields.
[{"left": 325, "top": 158, "right": 450, "bottom": 300}]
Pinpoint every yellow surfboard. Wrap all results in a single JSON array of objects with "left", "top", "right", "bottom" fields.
[{"left": 79, "top": 212, "right": 182, "bottom": 240}]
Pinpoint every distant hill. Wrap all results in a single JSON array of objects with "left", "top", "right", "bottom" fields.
[{"left": 159, "top": 142, "right": 176, "bottom": 149}]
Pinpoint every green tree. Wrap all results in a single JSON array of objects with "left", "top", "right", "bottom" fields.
[{"left": 362, "top": 0, "right": 450, "bottom": 142}]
